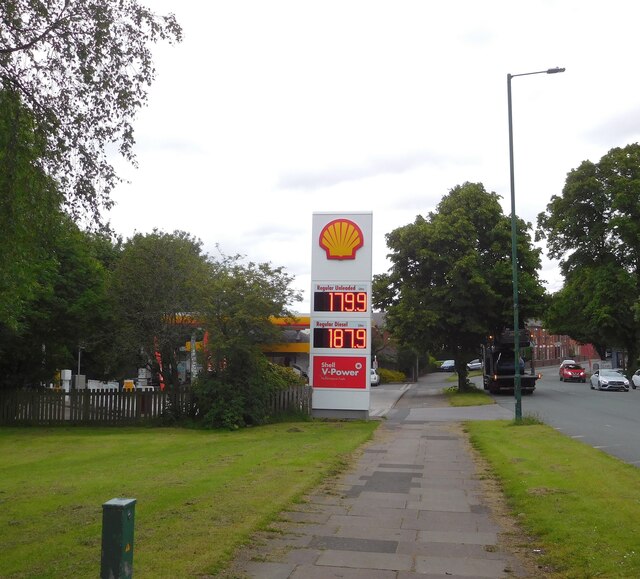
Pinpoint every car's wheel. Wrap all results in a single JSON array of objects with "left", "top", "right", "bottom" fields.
[
  {"left": 559, "top": 376, "right": 563, "bottom": 381},
  {"left": 590, "top": 382, "right": 594, "bottom": 390}
]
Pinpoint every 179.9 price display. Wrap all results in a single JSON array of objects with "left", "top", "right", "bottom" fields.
[
  {"left": 313, "top": 327, "right": 367, "bottom": 349},
  {"left": 313, "top": 291, "right": 368, "bottom": 313}
]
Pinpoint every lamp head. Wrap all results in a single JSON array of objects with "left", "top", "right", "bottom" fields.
[{"left": 547, "top": 67, "right": 566, "bottom": 74}]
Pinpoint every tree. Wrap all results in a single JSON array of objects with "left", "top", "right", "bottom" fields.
[
  {"left": 544, "top": 263, "right": 631, "bottom": 360},
  {"left": 108, "top": 230, "right": 211, "bottom": 389},
  {"left": 0, "top": 0, "right": 182, "bottom": 220},
  {"left": 537, "top": 143, "right": 640, "bottom": 370},
  {"left": 0, "top": 89, "right": 62, "bottom": 329},
  {"left": 375, "top": 182, "right": 545, "bottom": 390},
  {"left": 194, "top": 253, "right": 303, "bottom": 428},
  {"left": 0, "top": 218, "right": 114, "bottom": 389}
]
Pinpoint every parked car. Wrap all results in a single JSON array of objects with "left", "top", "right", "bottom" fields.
[
  {"left": 559, "top": 363, "right": 586, "bottom": 383},
  {"left": 439, "top": 360, "right": 455, "bottom": 372},
  {"left": 370, "top": 368, "right": 380, "bottom": 386},
  {"left": 590, "top": 369, "right": 629, "bottom": 391},
  {"left": 466, "top": 359, "right": 482, "bottom": 371},
  {"left": 633, "top": 370, "right": 640, "bottom": 390}
]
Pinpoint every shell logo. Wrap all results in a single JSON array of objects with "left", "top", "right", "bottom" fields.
[{"left": 319, "top": 219, "right": 364, "bottom": 260}]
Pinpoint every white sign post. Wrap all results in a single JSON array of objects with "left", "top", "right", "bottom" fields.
[{"left": 310, "top": 212, "right": 372, "bottom": 419}]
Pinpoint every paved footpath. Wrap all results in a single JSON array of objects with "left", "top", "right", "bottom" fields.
[{"left": 225, "top": 375, "right": 535, "bottom": 578}]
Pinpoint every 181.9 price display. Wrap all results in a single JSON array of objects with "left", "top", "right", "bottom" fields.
[
  {"left": 313, "top": 327, "right": 367, "bottom": 349},
  {"left": 313, "top": 291, "right": 367, "bottom": 313}
]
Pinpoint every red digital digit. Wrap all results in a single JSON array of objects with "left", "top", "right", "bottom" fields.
[
  {"left": 344, "top": 293, "right": 355, "bottom": 312},
  {"left": 356, "top": 292, "right": 367, "bottom": 312},
  {"left": 346, "top": 328, "right": 355, "bottom": 346},
  {"left": 330, "top": 328, "right": 344, "bottom": 348},
  {"left": 355, "top": 328, "right": 367, "bottom": 348}
]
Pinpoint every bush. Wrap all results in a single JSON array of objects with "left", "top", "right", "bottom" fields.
[
  {"left": 378, "top": 368, "right": 406, "bottom": 384},
  {"left": 193, "top": 354, "right": 305, "bottom": 429}
]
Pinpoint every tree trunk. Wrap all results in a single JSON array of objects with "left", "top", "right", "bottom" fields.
[
  {"left": 456, "top": 362, "right": 470, "bottom": 392},
  {"left": 625, "top": 341, "right": 639, "bottom": 378}
]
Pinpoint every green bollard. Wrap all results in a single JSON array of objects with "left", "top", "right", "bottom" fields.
[{"left": 101, "top": 498, "right": 136, "bottom": 579}]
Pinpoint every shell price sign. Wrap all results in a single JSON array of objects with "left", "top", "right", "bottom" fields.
[{"left": 311, "top": 212, "right": 372, "bottom": 418}]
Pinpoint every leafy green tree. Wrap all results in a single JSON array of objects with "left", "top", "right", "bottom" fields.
[
  {"left": 0, "top": 0, "right": 182, "bottom": 220},
  {"left": 194, "top": 253, "right": 303, "bottom": 429},
  {"left": 375, "top": 182, "right": 545, "bottom": 390},
  {"left": 0, "top": 89, "right": 62, "bottom": 330},
  {"left": 0, "top": 219, "right": 114, "bottom": 389},
  {"left": 538, "top": 143, "right": 640, "bottom": 370},
  {"left": 108, "top": 230, "right": 211, "bottom": 388},
  {"left": 545, "top": 264, "right": 629, "bottom": 360}
]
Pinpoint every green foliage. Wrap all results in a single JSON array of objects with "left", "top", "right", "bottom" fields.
[
  {"left": 538, "top": 143, "right": 640, "bottom": 368},
  {"left": 107, "top": 230, "right": 211, "bottom": 387},
  {"left": 377, "top": 368, "right": 406, "bottom": 383},
  {"left": 0, "top": 89, "right": 62, "bottom": 330},
  {"left": 538, "top": 143, "right": 640, "bottom": 273},
  {"left": 192, "top": 252, "right": 303, "bottom": 427},
  {"left": 0, "top": 0, "right": 182, "bottom": 220},
  {"left": 376, "top": 182, "right": 545, "bottom": 390},
  {"left": 203, "top": 251, "right": 302, "bottom": 351},
  {"left": 0, "top": 218, "right": 115, "bottom": 388},
  {"left": 193, "top": 355, "right": 304, "bottom": 429},
  {"left": 426, "top": 353, "right": 441, "bottom": 372}
]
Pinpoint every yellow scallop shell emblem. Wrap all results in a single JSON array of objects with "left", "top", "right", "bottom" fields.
[{"left": 319, "top": 219, "right": 364, "bottom": 260}]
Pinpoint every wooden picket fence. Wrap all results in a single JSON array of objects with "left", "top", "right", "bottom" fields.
[
  {"left": 270, "top": 385, "right": 312, "bottom": 415},
  {"left": 0, "top": 385, "right": 312, "bottom": 426}
]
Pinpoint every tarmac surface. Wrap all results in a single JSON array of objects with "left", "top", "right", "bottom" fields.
[{"left": 225, "top": 373, "right": 535, "bottom": 578}]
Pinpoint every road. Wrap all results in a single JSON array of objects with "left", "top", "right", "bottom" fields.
[{"left": 478, "top": 365, "right": 640, "bottom": 467}]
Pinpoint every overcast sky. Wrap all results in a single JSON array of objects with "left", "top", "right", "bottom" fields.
[{"left": 107, "top": 1, "right": 640, "bottom": 312}]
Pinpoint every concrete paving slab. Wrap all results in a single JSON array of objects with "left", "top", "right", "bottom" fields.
[
  {"left": 290, "top": 566, "right": 396, "bottom": 579},
  {"left": 417, "top": 529, "right": 498, "bottom": 545},
  {"left": 415, "top": 554, "right": 513, "bottom": 577},
  {"left": 315, "top": 549, "right": 414, "bottom": 571},
  {"left": 396, "top": 539, "right": 506, "bottom": 559},
  {"left": 308, "top": 535, "right": 399, "bottom": 553},
  {"left": 240, "top": 561, "right": 296, "bottom": 578},
  {"left": 334, "top": 524, "right": 419, "bottom": 542}
]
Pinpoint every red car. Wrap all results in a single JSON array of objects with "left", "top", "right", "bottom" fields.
[{"left": 559, "top": 363, "right": 586, "bottom": 383}]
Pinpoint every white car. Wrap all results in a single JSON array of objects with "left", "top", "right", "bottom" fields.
[
  {"left": 590, "top": 369, "right": 629, "bottom": 392},
  {"left": 632, "top": 370, "right": 640, "bottom": 390},
  {"left": 467, "top": 359, "right": 482, "bottom": 371},
  {"left": 370, "top": 368, "right": 380, "bottom": 386}
]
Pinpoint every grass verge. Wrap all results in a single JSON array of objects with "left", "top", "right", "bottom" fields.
[
  {"left": 466, "top": 420, "right": 640, "bottom": 578},
  {"left": 444, "top": 383, "right": 494, "bottom": 407},
  {"left": 0, "top": 421, "right": 378, "bottom": 578}
]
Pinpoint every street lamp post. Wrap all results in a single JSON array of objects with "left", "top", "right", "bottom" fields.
[{"left": 507, "top": 67, "right": 565, "bottom": 420}]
